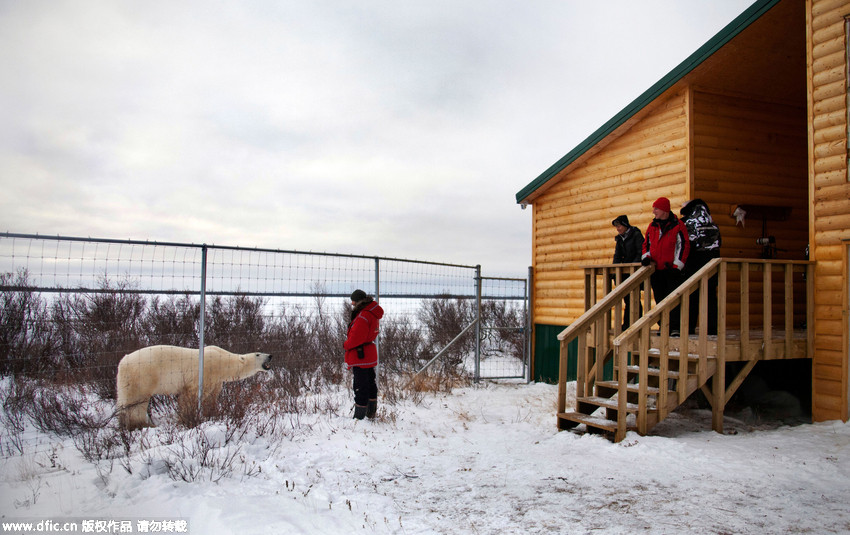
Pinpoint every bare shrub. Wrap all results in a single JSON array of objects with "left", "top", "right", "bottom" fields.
[
  {"left": 481, "top": 300, "right": 526, "bottom": 360},
  {"left": 265, "top": 303, "right": 319, "bottom": 393},
  {"left": 311, "top": 297, "right": 348, "bottom": 385},
  {"left": 51, "top": 277, "right": 146, "bottom": 399},
  {"left": 161, "top": 430, "right": 243, "bottom": 483},
  {"left": 0, "top": 270, "right": 57, "bottom": 376},
  {"left": 143, "top": 295, "right": 200, "bottom": 348},
  {"left": 379, "top": 372, "right": 424, "bottom": 406},
  {"left": 201, "top": 375, "right": 271, "bottom": 426},
  {"left": 26, "top": 385, "right": 112, "bottom": 437},
  {"left": 378, "top": 316, "right": 424, "bottom": 375},
  {"left": 417, "top": 297, "right": 474, "bottom": 373},
  {"left": 73, "top": 425, "right": 122, "bottom": 463},
  {"left": 204, "top": 294, "right": 266, "bottom": 354},
  {"left": 0, "top": 376, "right": 35, "bottom": 455},
  {"left": 406, "top": 370, "right": 471, "bottom": 394}
]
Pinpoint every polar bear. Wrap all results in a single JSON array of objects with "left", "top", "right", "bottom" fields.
[{"left": 116, "top": 345, "right": 272, "bottom": 429}]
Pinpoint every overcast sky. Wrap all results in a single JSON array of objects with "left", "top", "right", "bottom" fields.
[{"left": 0, "top": 0, "right": 753, "bottom": 277}]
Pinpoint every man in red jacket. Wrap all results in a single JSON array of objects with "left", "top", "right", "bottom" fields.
[
  {"left": 344, "top": 289, "right": 383, "bottom": 420},
  {"left": 641, "top": 197, "right": 690, "bottom": 336}
]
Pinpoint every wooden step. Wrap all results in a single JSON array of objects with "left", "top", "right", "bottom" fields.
[
  {"left": 597, "top": 380, "right": 661, "bottom": 396},
  {"left": 557, "top": 411, "right": 624, "bottom": 433},
  {"left": 646, "top": 350, "right": 704, "bottom": 360},
  {"left": 622, "top": 365, "right": 682, "bottom": 379},
  {"left": 577, "top": 395, "right": 650, "bottom": 414}
]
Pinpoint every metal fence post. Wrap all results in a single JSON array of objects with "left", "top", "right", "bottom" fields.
[
  {"left": 474, "top": 265, "right": 482, "bottom": 383},
  {"left": 526, "top": 266, "right": 533, "bottom": 383},
  {"left": 197, "top": 244, "right": 208, "bottom": 413},
  {"left": 374, "top": 256, "right": 380, "bottom": 378}
]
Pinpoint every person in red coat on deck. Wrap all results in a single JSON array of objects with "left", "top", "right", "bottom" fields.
[
  {"left": 344, "top": 289, "right": 383, "bottom": 420},
  {"left": 641, "top": 197, "right": 690, "bottom": 336}
]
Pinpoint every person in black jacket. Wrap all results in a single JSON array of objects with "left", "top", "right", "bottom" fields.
[
  {"left": 613, "top": 215, "right": 644, "bottom": 264},
  {"left": 612, "top": 215, "right": 644, "bottom": 329}
]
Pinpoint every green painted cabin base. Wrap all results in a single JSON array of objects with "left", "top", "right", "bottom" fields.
[{"left": 533, "top": 324, "right": 614, "bottom": 384}]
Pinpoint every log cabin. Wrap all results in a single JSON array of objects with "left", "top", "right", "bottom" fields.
[{"left": 515, "top": 0, "right": 849, "bottom": 441}]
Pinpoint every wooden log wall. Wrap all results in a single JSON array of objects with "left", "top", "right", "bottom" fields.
[
  {"left": 807, "top": 0, "right": 850, "bottom": 422},
  {"left": 531, "top": 86, "right": 811, "bottom": 327},
  {"left": 692, "top": 90, "right": 809, "bottom": 327},
  {"left": 532, "top": 89, "right": 690, "bottom": 325},
  {"left": 692, "top": 90, "right": 809, "bottom": 261}
]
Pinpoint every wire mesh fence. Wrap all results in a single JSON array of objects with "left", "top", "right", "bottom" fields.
[{"left": 0, "top": 233, "right": 527, "bottom": 456}]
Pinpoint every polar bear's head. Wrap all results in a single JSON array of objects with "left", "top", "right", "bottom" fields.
[{"left": 244, "top": 352, "right": 272, "bottom": 372}]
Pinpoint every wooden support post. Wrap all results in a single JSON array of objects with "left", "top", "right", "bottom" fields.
[
  {"left": 741, "top": 262, "right": 750, "bottom": 360},
  {"left": 711, "top": 359, "right": 725, "bottom": 434},
  {"left": 616, "top": 342, "right": 630, "bottom": 442},
  {"left": 595, "top": 318, "right": 604, "bottom": 384},
  {"left": 784, "top": 265, "right": 793, "bottom": 358},
  {"left": 714, "top": 261, "right": 728, "bottom": 425},
  {"left": 603, "top": 267, "right": 612, "bottom": 336},
  {"left": 806, "top": 263, "right": 814, "bottom": 358},
  {"left": 763, "top": 263, "right": 772, "bottom": 358},
  {"left": 575, "top": 334, "right": 586, "bottom": 400},
  {"left": 558, "top": 340, "right": 568, "bottom": 415},
  {"left": 639, "top": 315, "right": 658, "bottom": 435},
  {"left": 585, "top": 269, "right": 593, "bottom": 312},
  {"left": 658, "top": 314, "right": 669, "bottom": 422}
]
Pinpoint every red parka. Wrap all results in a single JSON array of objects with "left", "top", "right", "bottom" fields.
[
  {"left": 344, "top": 299, "right": 383, "bottom": 369},
  {"left": 642, "top": 214, "right": 690, "bottom": 271}
]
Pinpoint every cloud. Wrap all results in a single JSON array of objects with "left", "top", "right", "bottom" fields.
[{"left": 0, "top": 0, "right": 752, "bottom": 276}]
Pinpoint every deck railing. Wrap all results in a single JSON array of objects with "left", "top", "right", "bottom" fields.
[
  {"left": 556, "top": 265, "right": 654, "bottom": 418},
  {"left": 559, "top": 258, "right": 814, "bottom": 442}
]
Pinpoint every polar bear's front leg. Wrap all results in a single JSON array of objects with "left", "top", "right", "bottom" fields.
[{"left": 121, "top": 398, "right": 153, "bottom": 430}]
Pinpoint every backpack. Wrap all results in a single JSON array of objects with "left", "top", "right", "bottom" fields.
[
  {"left": 691, "top": 222, "right": 721, "bottom": 252},
  {"left": 682, "top": 199, "right": 721, "bottom": 252}
]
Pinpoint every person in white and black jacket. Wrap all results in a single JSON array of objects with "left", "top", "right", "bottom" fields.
[{"left": 680, "top": 199, "right": 721, "bottom": 335}]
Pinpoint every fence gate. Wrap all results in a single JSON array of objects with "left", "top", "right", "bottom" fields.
[{"left": 474, "top": 275, "right": 529, "bottom": 382}]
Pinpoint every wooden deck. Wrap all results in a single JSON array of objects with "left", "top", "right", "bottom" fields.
[
  {"left": 556, "top": 259, "right": 813, "bottom": 442},
  {"left": 643, "top": 328, "right": 809, "bottom": 362}
]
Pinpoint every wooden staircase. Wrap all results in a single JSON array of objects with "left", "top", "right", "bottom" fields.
[
  {"left": 554, "top": 258, "right": 813, "bottom": 442},
  {"left": 559, "top": 344, "right": 717, "bottom": 436}
]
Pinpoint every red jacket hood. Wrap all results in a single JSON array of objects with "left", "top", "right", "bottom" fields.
[{"left": 360, "top": 301, "right": 384, "bottom": 320}]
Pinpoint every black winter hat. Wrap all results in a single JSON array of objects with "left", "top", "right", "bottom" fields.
[
  {"left": 350, "top": 289, "right": 368, "bottom": 303},
  {"left": 611, "top": 215, "right": 630, "bottom": 227}
]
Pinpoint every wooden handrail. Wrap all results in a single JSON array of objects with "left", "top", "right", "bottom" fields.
[
  {"left": 558, "top": 265, "right": 654, "bottom": 342},
  {"left": 556, "top": 265, "right": 653, "bottom": 416},
  {"left": 608, "top": 258, "right": 812, "bottom": 440},
  {"left": 613, "top": 258, "right": 722, "bottom": 345}
]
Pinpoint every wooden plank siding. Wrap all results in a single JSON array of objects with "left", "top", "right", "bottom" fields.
[
  {"left": 525, "top": 0, "right": 850, "bottom": 424},
  {"left": 692, "top": 90, "right": 809, "bottom": 329},
  {"left": 532, "top": 87, "right": 809, "bottom": 327},
  {"left": 692, "top": 91, "right": 808, "bottom": 260},
  {"left": 532, "top": 89, "right": 690, "bottom": 325},
  {"left": 807, "top": 0, "right": 850, "bottom": 422}
]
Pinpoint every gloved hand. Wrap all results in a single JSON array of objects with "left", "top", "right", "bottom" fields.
[{"left": 641, "top": 257, "right": 651, "bottom": 266}]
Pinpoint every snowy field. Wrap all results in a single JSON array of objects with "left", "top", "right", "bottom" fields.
[{"left": 2, "top": 381, "right": 850, "bottom": 535}]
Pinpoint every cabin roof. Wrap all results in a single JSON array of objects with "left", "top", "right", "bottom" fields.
[{"left": 515, "top": 0, "right": 783, "bottom": 204}]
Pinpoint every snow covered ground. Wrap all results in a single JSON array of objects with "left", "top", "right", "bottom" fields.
[{"left": 2, "top": 381, "right": 850, "bottom": 534}]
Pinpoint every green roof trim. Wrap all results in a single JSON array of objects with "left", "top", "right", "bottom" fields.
[{"left": 515, "top": 0, "right": 782, "bottom": 204}]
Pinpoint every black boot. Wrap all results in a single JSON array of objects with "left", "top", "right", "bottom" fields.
[
  {"left": 366, "top": 399, "right": 377, "bottom": 419},
  {"left": 353, "top": 404, "right": 367, "bottom": 420}
]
